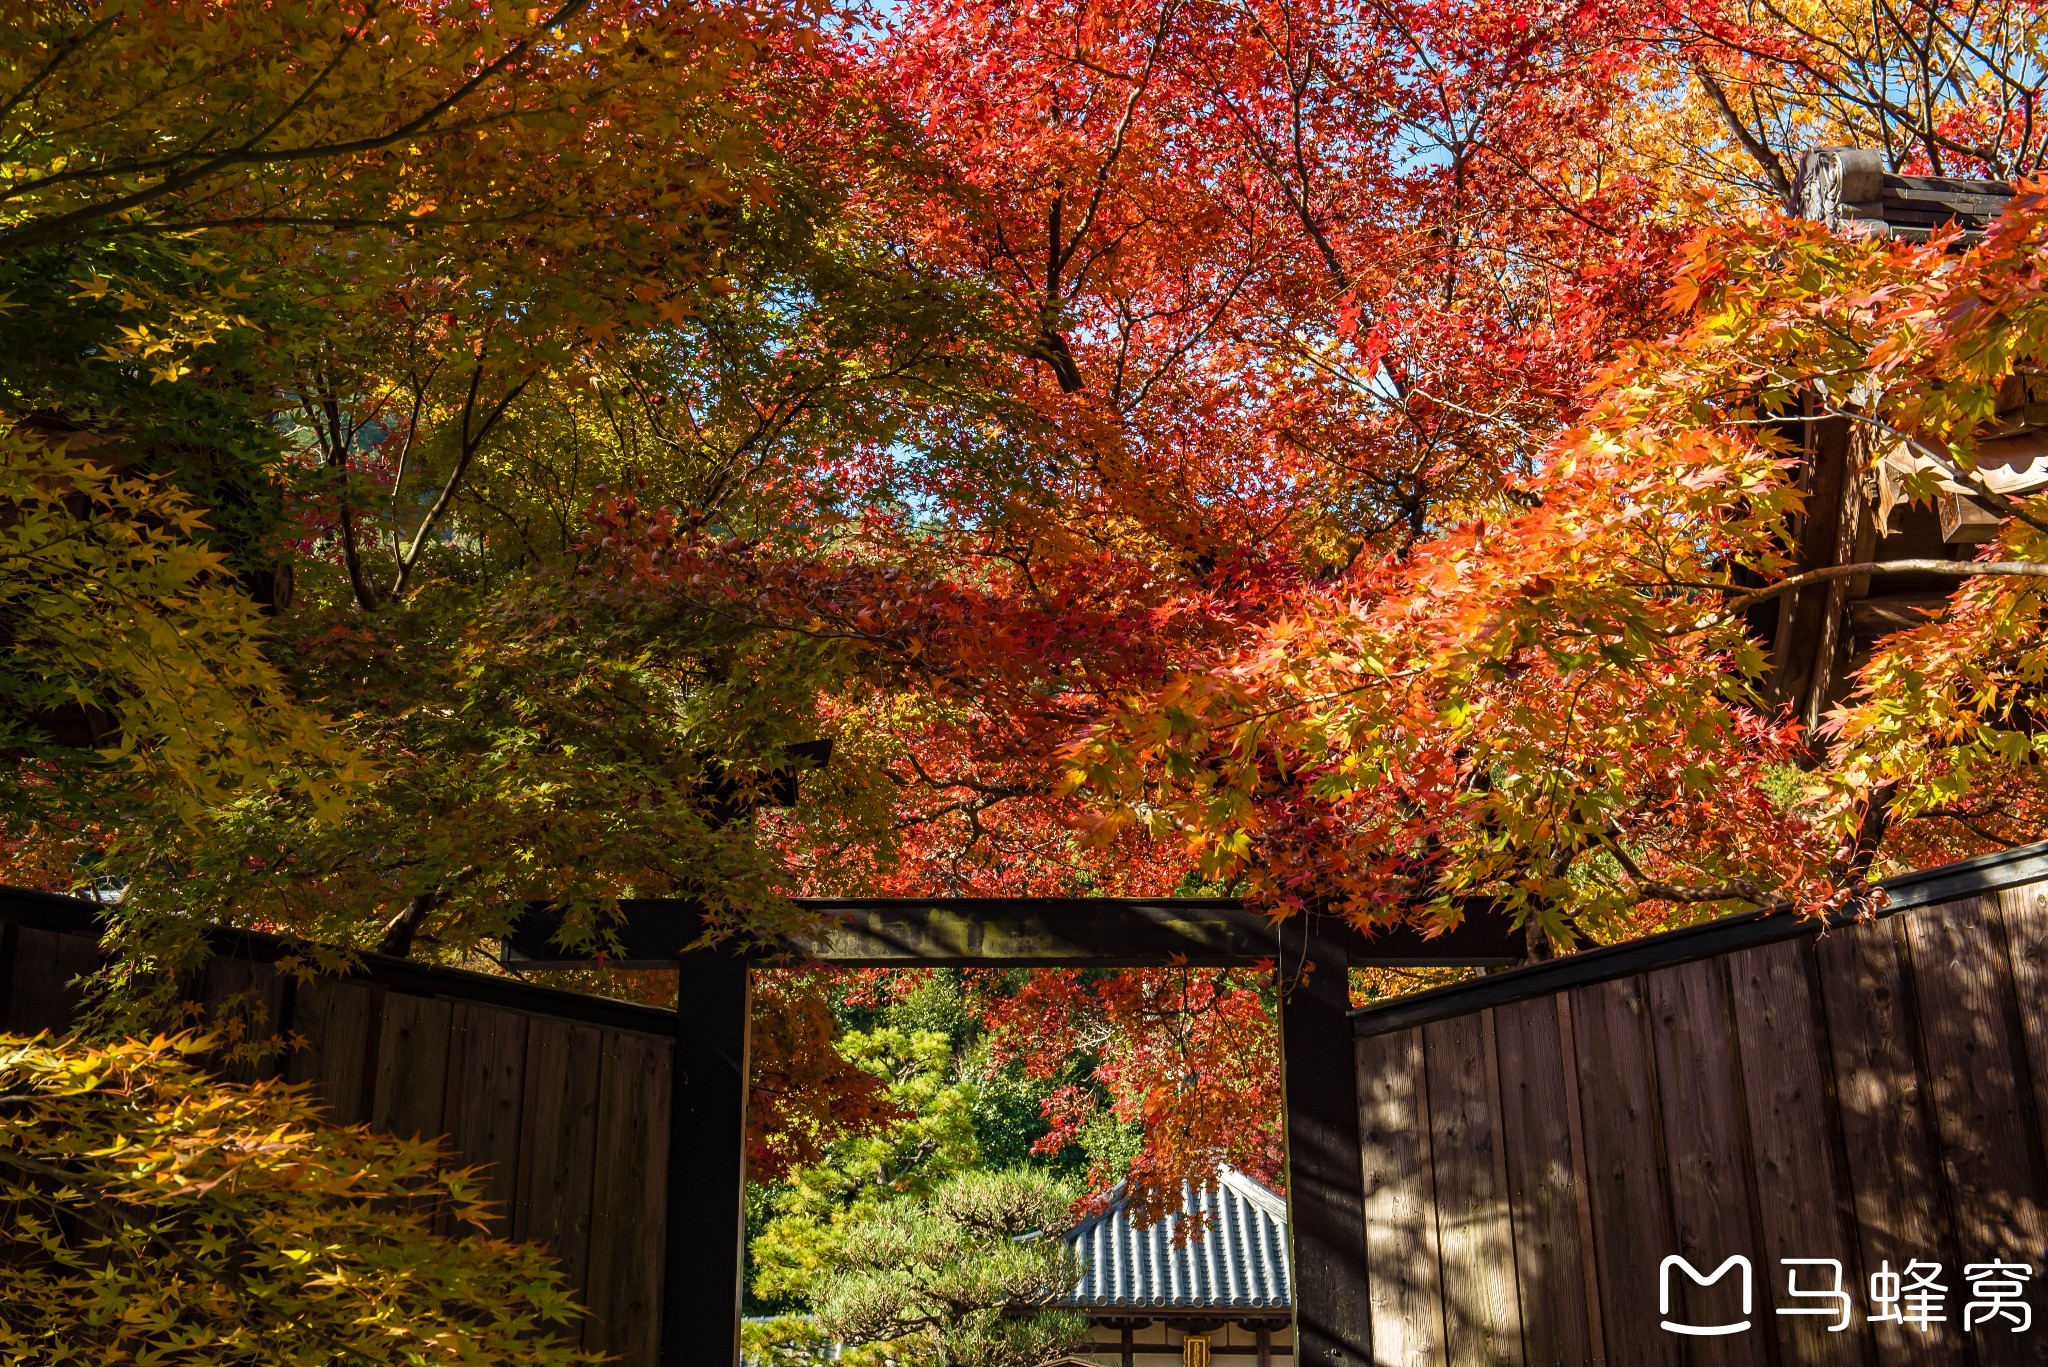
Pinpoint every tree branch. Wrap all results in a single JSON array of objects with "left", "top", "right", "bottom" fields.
[
  {"left": 1695, "top": 66, "right": 1796, "bottom": 208},
  {"left": 1831, "top": 780, "right": 1898, "bottom": 884},
  {"left": 1603, "top": 824, "right": 1772, "bottom": 907},
  {"left": 0, "top": 16, "right": 114, "bottom": 127},
  {"left": 0, "top": 0, "right": 594, "bottom": 254},
  {"left": 1723, "top": 559, "right": 2048, "bottom": 614},
  {"left": 388, "top": 363, "right": 530, "bottom": 600}
]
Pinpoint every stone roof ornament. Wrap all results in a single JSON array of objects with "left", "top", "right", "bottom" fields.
[
  {"left": 1791, "top": 145, "right": 2013, "bottom": 239},
  {"left": 1794, "top": 146, "right": 1886, "bottom": 229}
]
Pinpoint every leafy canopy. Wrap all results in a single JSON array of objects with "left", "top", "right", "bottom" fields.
[{"left": 13, "top": 0, "right": 2048, "bottom": 1218}]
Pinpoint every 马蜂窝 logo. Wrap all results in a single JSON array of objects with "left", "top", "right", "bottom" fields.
[
  {"left": 1657, "top": 1255, "right": 2032, "bottom": 1336},
  {"left": 1660, "top": 1256, "right": 1751, "bottom": 1336}
]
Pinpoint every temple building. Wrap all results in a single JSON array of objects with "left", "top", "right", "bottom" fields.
[{"left": 1048, "top": 1167, "right": 1294, "bottom": 1367}]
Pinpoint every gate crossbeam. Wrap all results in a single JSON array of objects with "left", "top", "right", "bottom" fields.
[{"left": 502, "top": 896, "right": 1523, "bottom": 970}]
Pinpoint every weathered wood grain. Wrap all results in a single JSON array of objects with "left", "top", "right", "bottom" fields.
[
  {"left": 1991, "top": 884, "right": 2048, "bottom": 1367},
  {"left": 1725, "top": 939, "right": 1870, "bottom": 1365},
  {"left": 1812, "top": 919, "right": 1959, "bottom": 1367},
  {"left": 1568, "top": 975, "right": 1681, "bottom": 1367},
  {"left": 442, "top": 1003, "right": 530, "bottom": 1233},
  {"left": 585, "top": 1030, "right": 674, "bottom": 1367},
  {"left": 371, "top": 992, "right": 454, "bottom": 1142},
  {"left": 1356, "top": 1028, "right": 1446, "bottom": 1367},
  {"left": 1551, "top": 995, "right": 1607, "bottom": 1365},
  {"left": 516, "top": 1015, "right": 605, "bottom": 1326},
  {"left": 1643, "top": 959, "right": 1769, "bottom": 1366},
  {"left": 1900, "top": 896, "right": 2048, "bottom": 1367},
  {"left": 284, "top": 976, "right": 382, "bottom": 1124},
  {"left": 1995, "top": 883, "right": 2048, "bottom": 1196},
  {"left": 1492, "top": 994, "right": 1596, "bottom": 1367},
  {"left": 1422, "top": 1011, "right": 1524, "bottom": 1366}
]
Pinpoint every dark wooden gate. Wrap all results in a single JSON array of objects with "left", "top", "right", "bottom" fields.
[
  {"left": 1350, "top": 842, "right": 2048, "bottom": 1366},
  {"left": 0, "top": 885, "right": 1523, "bottom": 1367}
]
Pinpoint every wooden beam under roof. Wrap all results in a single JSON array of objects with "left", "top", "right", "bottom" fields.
[{"left": 500, "top": 896, "right": 1524, "bottom": 970}]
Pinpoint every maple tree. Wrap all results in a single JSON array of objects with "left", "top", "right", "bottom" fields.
[
  {"left": 1074, "top": 185, "right": 2048, "bottom": 942},
  {"left": 778, "top": 0, "right": 2048, "bottom": 1203},
  {"left": 0, "top": 1031, "right": 593, "bottom": 1364},
  {"left": 748, "top": 969, "right": 906, "bottom": 1181},
  {"left": 0, "top": 429, "right": 357, "bottom": 826},
  {"left": 817, "top": 0, "right": 2048, "bottom": 946},
  {"left": 0, "top": 0, "right": 868, "bottom": 954},
  {"left": 974, "top": 966, "right": 1283, "bottom": 1218},
  {"left": 0, "top": 0, "right": 762, "bottom": 256},
  {"left": 1666, "top": 0, "right": 2048, "bottom": 194},
  {"left": 7, "top": 0, "right": 2048, "bottom": 1243}
]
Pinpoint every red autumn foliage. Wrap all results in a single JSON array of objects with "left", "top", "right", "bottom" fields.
[
  {"left": 749, "top": 971, "right": 908, "bottom": 1181},
  {"left": 972, "top": 966, "right": 1283, "bottom": 1218}
]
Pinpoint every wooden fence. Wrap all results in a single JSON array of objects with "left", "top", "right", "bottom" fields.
[
  {"left": 0, "top": 888, "right": 677, "bottom": 1367},
  {"left": 24, "top": 840, "right": 2048, "bottom": 1367},
  {"left": 1351, "top": 843, "right": 2048, "bottom": 1367}
]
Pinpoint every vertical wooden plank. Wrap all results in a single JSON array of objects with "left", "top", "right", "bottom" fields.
[
  {"left": 1552, "top": 997, "right": 1608, "bottom": 1365},
  {"left": 1726, "top": 939, "right": 1871, "bottom": 1365},
  {"left": 1643, "top": 959, "right": 1769, "bottom": 1367},
  {"left": 4, "top": 928, "right": 94, "bottom": 1034},
  {"left": 370, "top": 993, "right": 454, "bottom": 1142},
  {"left": 441, "top": 1003, "right": 530, "bottom": 1233},
  {"left": 284, "top": 977, "right": 382, "bottom": 1125},
  {"left": 1900, "top": 896, "right": 2048, "bottom": 1367},
  {"left": 517, "top": 1016, "right": 605, "bottom": 1328},
  {"left": 1989, "top": 883, "right": 2048, "bottom": 1367},
  {"left": 1568, "top": 976, "right": 1682, "bottom": 1367},
  {"left": 1995, "top": 883, "right": 2048, "bottom": 1192},
  {"left": 200, "top": 955, "right": 288, "bottom": 1082},
  {"left": 1493, "top": 995, "right": 1596, "bottom": 1367},
  {"left": 1422, "top": 1011, "right": 1524, "bottom": 1366},
  {"left": 1356, "top": 1027, "right": 1446, "bottom": 1367},
  {"left": 1812, "top": 919, "right": 1960, "bottom": 1367},
  {"left": 586, "top": 1030, "right": 673, "bottom": 1367},
  {"left": 0, "top": 922, "right": 15, "bottom": 1027}
]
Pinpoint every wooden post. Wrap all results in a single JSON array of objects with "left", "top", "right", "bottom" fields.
[
  {"left": 667, "top": 948, "right": 751, "bottom": 1367},
  {"left": 1278, "top": 919, "right": 1372, "bottom": 1367}
]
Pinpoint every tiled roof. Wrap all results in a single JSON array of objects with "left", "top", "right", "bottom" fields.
[
  {"left": 1795, "top": 146, "right": 2014, "bottom": 240},
  {"left": 1056, "top": 1167, "right": 1291, "bottom": 1312}
]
